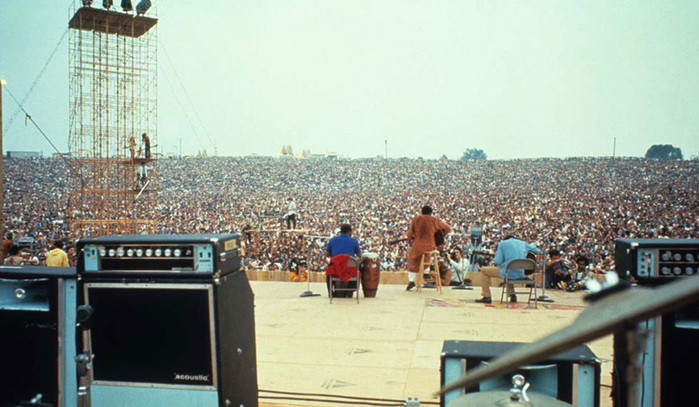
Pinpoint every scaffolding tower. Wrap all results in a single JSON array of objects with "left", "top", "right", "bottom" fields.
[{"left": 68, "top": 2, "right": 158, "bottom": 238}]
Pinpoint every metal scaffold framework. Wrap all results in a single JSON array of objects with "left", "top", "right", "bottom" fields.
[{"left": 68, "top": 2, "right": 158, "bottom": 237}]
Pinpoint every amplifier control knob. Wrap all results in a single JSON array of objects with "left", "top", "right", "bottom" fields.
[{"left": 15, "top": 288, "right": 26, "bottom": 299}]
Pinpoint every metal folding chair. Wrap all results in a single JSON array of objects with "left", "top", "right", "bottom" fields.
[{"left": 500, "top": 258, "right": 538, "bottom": 308}]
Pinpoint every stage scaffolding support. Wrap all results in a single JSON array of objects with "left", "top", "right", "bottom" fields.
[{"left": 67, "top": 2, "right": 158, "bottom": 238}]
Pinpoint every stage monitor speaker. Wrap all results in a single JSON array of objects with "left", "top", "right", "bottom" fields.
[
  {"left": 613, "top": 298, "right": 699, "bottom": 407},
  {"left": 0, "top": 266, "right": 77, "bottom": 407},
  {"left": 441, "top": 340, "right": 600, "bottom": 407},
  {"left": 81, "top": 270, "right": 257, "bottom": 407}
]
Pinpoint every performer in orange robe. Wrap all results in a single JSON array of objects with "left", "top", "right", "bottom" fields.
[{"left": 405, "top": 205, "right": 451, "bottom": 290}]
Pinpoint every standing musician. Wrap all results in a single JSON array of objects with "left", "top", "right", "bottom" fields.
[
  {"left": 475, "top": 233, "right": 540, "bottom": 304},
  {"left": 405, "top": 205, "right": 451, "bottom": 291}
]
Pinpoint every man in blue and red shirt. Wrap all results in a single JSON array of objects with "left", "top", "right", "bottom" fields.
[{"left": 324, "top": 224, "right": 362, "bottom": 297}]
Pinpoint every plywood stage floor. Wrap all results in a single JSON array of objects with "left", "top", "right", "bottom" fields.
[{"left": 251, "top": 279, "right": 613, "bottom": 407}]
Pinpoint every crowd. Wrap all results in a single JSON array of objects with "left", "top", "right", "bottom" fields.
[{"left": 2, "top": 156, "right": 698, "bottom": 275}]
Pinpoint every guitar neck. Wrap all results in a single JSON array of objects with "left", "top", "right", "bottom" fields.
[{"left": 388, "top": 237, "right": 408, "bottom": 245}]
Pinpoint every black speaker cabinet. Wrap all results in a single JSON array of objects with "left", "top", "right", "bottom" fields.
[
  {"left": 0, "top": 266, "right": 77, "bottom": 407},
  {"left": 613, "top": 298, "right": 699, "bottom": 407},
  {"left": 81, "top": 271, "right": 257, "bottom": 407},
  {"left": 441, "top": 340, "right": 600, "bottom": 407}
]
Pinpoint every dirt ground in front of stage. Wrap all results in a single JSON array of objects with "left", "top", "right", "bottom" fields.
[{"left": 251, "top": 279, "right": 613, "bottom": 407}]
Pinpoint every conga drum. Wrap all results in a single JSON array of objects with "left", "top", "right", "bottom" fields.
[{"left": 360, "top": 253, "right": 380, "bottom": 298}]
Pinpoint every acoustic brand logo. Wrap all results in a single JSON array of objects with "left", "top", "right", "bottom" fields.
[{"left": 174, "top": 373, "right": 210, "bottom": 382}]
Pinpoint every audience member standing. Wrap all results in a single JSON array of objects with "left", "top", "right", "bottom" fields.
[
  {"left": 286, "top": 197, "right": 297, "bottom": 230},
  {"left": 46, "top": 240, "right": 69, "bottom": 267}
]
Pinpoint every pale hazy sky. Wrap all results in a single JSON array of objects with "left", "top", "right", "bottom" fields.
[{"left": 2, "top": 0, "right": 698, "bottom": 159}]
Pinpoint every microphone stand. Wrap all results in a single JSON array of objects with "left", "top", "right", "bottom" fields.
[
  {"left": 537, "top": 252, "right": 555, "bottom": 303},
  {"left": 299, "top": 235, "right": 331, "bottom": 298},
  {"left": 467, "top": 243, "right": 482, "bottom": 273}
]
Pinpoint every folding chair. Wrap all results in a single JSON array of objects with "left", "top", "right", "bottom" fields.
[
  {"left": 328, "top": 256, "right": 360, "bottom": 304},
  {"left": 499, "top": 258, "right": 538, "bottom": 308}
]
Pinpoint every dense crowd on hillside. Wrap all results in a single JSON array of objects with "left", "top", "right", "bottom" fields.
[{"left": 3, "top": 156, "right": 698, "bottom": 274}]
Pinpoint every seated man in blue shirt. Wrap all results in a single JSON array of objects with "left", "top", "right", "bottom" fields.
[
  {"left": 324, "top": 224, "right": 362, "bottom": 297},
  {"left": 475, "top": 234, "right": 540, "bottom": 304}
]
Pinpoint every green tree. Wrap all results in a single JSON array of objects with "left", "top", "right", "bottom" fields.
[
  {"left": 645, "top": 144, "right": 683, "bottom": 160},
  {"left": 460, "top": 148, "right": 488, "bottom": 161}
]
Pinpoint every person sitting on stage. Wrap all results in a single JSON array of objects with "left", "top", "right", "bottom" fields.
[
  {"left": 3, "top": 245, "right": 25, "bottom": 265},
  {"left": 324, "top": 224, "right": 362, "bottom": 297},
  {"left": 546, "top": 248, "right": 567, "bottom": 289},
  {"left": 565, "top": 255, "right": 592, "bottom": 292},
  {"left": 475, "top": 233, "right": 540, "bottom": 304},
  {"left": 405, "top": 205, "right": 451, "bottom": 291},
  {"left": 289, "top": 256, "right": 308, "bottom": 283},
  {"left": 447, "top": 246, "right": 471, "bottom": 286}
]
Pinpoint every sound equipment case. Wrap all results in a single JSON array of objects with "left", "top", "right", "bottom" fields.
[
  {"left": 0, "top": 266, "right": 77, "bottom": 407},
  {"left": 613, "top": 238, "right": 699, "bottom": 406},
  {"left": 440, "top": 340, "right": 600, "bottom": 407}
]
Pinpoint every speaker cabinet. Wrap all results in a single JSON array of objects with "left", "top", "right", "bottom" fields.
[
  {"left": 0, "top": 266, "right": 77, "bottom": 407},
  {"left": 441, "top": 340, "right": 600, "bottom": 407},
  {"left": 613, "top": 299, "right": 699, "bottom": 406},
  {"left": 82, "top": 271, "right": 257, "bottom": 407}
]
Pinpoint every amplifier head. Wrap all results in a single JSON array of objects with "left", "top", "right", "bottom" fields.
[
  {"left": 615, "top": 238, "right": 699, "bottom": 284},
  {"left": 76, "top": 234, "right": 241, "bottom": 277}
]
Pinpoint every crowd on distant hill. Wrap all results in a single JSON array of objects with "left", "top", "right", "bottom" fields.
[{"left": 3, "top": 156, "right": 698, "bottom": 274}]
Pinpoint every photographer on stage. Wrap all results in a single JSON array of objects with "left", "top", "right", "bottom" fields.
[{"left": 447, "top": 246, "right": 471, "bottom": 286}]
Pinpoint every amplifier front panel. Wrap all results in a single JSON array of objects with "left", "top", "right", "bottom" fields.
[{"left": 637, "top": 247, "right": 699, "bottom": 278}]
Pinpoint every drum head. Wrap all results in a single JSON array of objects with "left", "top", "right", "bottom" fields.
[
  {"left": 448, "top": 391, "right": 571, "bottom": 407},
  {"left": 362, "top": 252, "right": 378, "bottom": 259}
]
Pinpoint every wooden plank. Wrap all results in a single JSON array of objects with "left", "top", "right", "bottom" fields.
[{"left": 69, "top": 6, "right": 157, "bottom": 38}]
